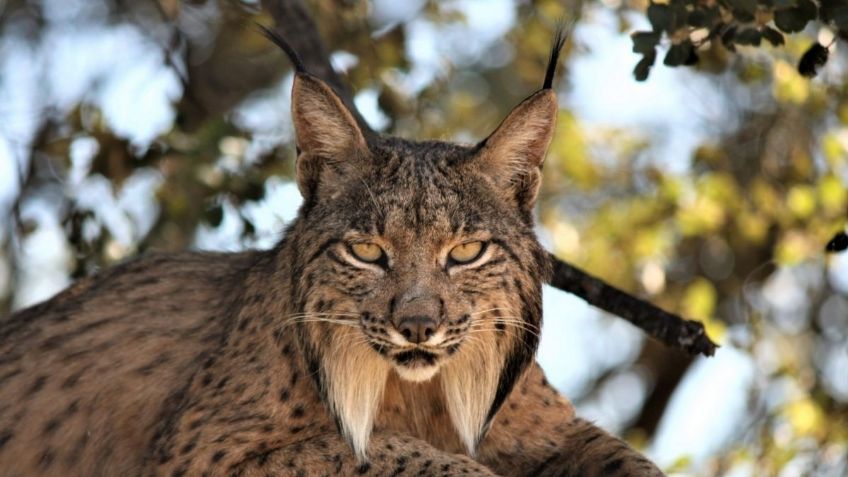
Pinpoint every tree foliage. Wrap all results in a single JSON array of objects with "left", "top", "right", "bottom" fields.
[{"left": 631, "top": 0, "right": 846, "bottom": 80}]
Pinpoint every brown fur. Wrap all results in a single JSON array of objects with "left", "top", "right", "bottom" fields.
[{"left": 0, "top": 49, "right": 664, "bottom": 477}]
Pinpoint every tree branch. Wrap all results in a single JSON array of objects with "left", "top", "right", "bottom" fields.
[
  {"left": 549, "top": 254, "right": 717, "bottom": 356},
  {"left": 262, "top": 0, "right": 718, "bottom": 358}
]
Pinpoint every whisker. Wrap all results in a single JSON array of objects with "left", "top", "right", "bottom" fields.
[
  {"left": 469, "top": 307, "right": 511, "bottom": 316},
  {"left": 365, "top": 336, "right": 395, "bottom": 347},
  {"left": 285, "top": 311, "right": 359, "bottom": 319},
  {"left": 351, "top": 338, "right": 376, "bottom": 349},
  {"left": 287, "top": 315, "right": 357, "bottom": 322},
  {"left": 472, "top": 316, "right": 540, "bottom": 331},
  {"left": 283, "top": 317, "right": 360, "bottom": 328},
  {"left": 490, "top": 323, "right": 541, "bottom": 334},
  {"left": 468, "top": 325, "right": 541, "bottom": 338}
]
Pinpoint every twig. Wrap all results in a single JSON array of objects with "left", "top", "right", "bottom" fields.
[
  {"left": 549, "top": 254, "right": 717, "bottom": 356},
  {"left": 261, "top": 0, "right": 718, "bottom": 357}
]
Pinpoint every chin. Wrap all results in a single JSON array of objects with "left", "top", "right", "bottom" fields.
[
  {"left": 390, "top": 349, "right": 443, "bottom": 382},
  {"left": 394, "top": 363, "right": 441, "bottom": 382}
]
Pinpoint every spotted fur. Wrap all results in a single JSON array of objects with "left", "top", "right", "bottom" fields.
[{"left": 0, "top": 28, "right": 664, "bottom": 477}]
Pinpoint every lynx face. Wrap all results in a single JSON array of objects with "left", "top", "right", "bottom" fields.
[
  {"left": 283, "top": 73, "right": 556, "bottom": 459},
  {"left": 298, "top": 139, "right": 547, "bottom": 383}
]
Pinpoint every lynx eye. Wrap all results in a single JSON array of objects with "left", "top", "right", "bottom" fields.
[
  {"left": 448, "top": 241, "right": 485, "bottom": 265},
  {"left": 350, "top": 243, "right": 384, "bottom": 263}
]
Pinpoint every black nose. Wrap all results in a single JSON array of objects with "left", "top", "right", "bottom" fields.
[{"left": 396, "top": 315, "right": 437, "bottom": 344}]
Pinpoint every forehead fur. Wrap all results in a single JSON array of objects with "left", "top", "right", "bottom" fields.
[{"left": 305, "top": 136, "right": 526, "bottom": 236}]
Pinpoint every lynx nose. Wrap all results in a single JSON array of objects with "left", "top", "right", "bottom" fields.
[{"left": 396, "top": 315, "right": 437, "bottom": 344}]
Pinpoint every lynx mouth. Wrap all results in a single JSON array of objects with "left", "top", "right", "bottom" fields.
[
  {"left": 365, "top": 333, "right": 464, "bottom": 382},
  {"left": 392, "top": 349, "right": 438, "bottom": 367}
]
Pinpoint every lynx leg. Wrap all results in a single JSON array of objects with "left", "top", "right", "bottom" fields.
[
  {"left": 233, "top": 431, "right": 499, "bottom": 477},
  {"left": 478, "top": 363, "right": 665, "bottom": 477}
]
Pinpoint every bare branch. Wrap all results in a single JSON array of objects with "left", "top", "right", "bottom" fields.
[{"left": 548, "top": 254, "right": 718, "bottom": 357}]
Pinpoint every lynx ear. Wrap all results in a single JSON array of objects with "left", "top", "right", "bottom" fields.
[
  {"left": 474, "top": 22, "right": 568, "bottom": 210},
  {"left": 474, "top": 89, "right": 558, "bottom": 209},
  {"left": 292, "top": 73, "right": 369, "bottom": 198},
  {"left": 258, "top": 24, "right": 370, "bottom": 199},
  {"left": 292, "top": 74, "right": 367, "bottom": 158}
]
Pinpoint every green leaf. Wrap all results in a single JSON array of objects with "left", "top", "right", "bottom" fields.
[
  {"left": 631, "top": 31, "right": 661, "bottom": 54},
  {"left": 735, "top": 28, "right": 762, "bottom": 46},
  {"left": 687, "top": 8, "right": 718, "bottom": 28},
  {"left": 669, "top": 2, "right": 689, "bottom": 31},
  {"left": 648, "top": 3, "right": 672, "bottom": 32},
  {"left": 826, "top": 231, "right": 848, "bottom": 253},
  {"left": 721, "top": 25, "right": 738, "bottom": 51},
  {"left": 728, "top": 0, "right": 758, "bottom": 22},
  {"left": 244, "top": 181, "right": 266, "bottom": 201},
  {"left": 634, "top": 51, "right": 657, "bottom": 81},
  {"left": 762, "top": 26, "right": 785, "bottom": 46},
  {"left": 204, "top": 204, "right": 224, "bottom": 227},
  {"left": 798, "top": 42, "right": 829, "bottom": 77},
  {"left": 820, "top": 0, "right": 848, "bottom": 30},
  {"left": 685, "top": 48, "right": 699, "bottom": 65},
  {"left": 772, "top": 0, "right": 796, "bottom": 8},
  {"left": 664, "top": 41, "right": 694, "bottom": 67},
  {"left": 688, "top": 10, "right": 705, "bottom": 28},
  {"left": 243, "top": 218, "right": 256, "bottom": 236},
  {"left": 774, "top": 0, "right": 818, "bottom": 33}
]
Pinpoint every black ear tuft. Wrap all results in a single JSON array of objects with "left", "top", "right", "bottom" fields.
[
  {"left": 543, "top": 21, "right": 570, "bottom": 90},
  {"left": 257, "top": 23, "right": 307, "bottom": 74}
]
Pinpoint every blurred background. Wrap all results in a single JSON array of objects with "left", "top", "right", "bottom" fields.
[{"left": 0, "top": 0, "right": 847, "bottom": 475}]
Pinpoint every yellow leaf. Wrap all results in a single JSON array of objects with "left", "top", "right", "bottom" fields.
[
  {"left": 537, "top": 0, "right": 566, "bottom": 19},
  {"left": 682, "top": 278, "right": 716, "bottom": 321},
  {"left": 550, "top": 112, "right": 598, "bottom": 188},
  {"left": 786, "top": 185, "right": 817, "bottom": 219},
  {"left": 819, "top": 175, "right": 847, "bottom": 214},
  {"left": 677, "top": 195, "right": 725, "bottom": 236},
  {"left": 821, "top": 133, "right": 845, "bottom": 167},
  {"left": 773, "top": 60, "right": 809, "bottom": 105},
  {"left": 632, "top": 226, "right": 671, "bottom": 260},
  {"left": 785, "top": 398, "right": 825, "bottom": 438},
  {"left": 736, "top": 210, "right": 769, "bottom": 244},
  {"left": 775, "top": 231, "right": 813, "bottom": 265},
  {"left": 751, "top": 178, "right": 780, "bottom": 218},
  {"left": 703, "top": 317, "right": 726, "bottom": 344},
  {"left": 665, "top": 455, "right": 692, "bottom": 473}
]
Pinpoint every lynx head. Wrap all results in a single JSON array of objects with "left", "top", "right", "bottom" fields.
[{"left": 263, "top": 25, "right": 565, "bottom": 462}]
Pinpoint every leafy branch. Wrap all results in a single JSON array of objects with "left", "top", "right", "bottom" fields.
[{"left": 631, "top": 0, "right": 847, "bottom": 81}]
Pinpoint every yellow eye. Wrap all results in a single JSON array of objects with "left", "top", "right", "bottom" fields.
[
  {"left": 350, "top": 243, "right": 384, "bottom": 263},
  {"left": 449, "top": 241, "right": 485, "bottom": 264}
]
